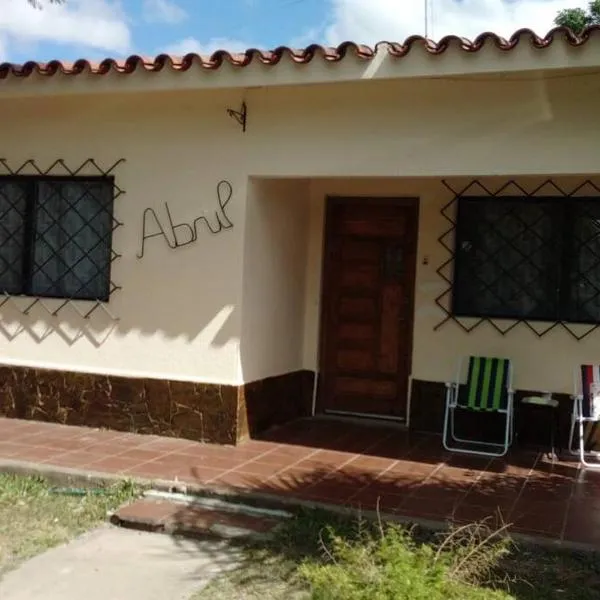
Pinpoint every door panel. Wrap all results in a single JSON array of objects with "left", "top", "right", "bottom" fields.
[
  {"left": 338, "top": 323, "right": 376, "bottom": 344},
  {"left": 340, "top": 265, "right": 379, "bottom": 289},
  {"left": 339, "top": 297, "right": 378, "bottom": 320},
  {"left": 340, "top": 239, "right": 380, "bottom": 261},
  {"left": 319, "top": 198, "right": 418, "bottom": 419}
]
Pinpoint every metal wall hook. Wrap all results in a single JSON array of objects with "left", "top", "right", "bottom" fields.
[{"left": 226, "top": 101, "right": 247, "bottom": 132}]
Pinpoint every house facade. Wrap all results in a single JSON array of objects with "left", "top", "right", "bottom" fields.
[{"left": 1, "top": 28, "right": 600, "bottom": 446}]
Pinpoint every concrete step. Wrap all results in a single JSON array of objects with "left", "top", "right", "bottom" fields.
[{"left": 110, "top": 491, "right": 292, "bottom": 540}]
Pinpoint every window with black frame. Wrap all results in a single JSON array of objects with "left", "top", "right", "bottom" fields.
[
  {"left": 0, "top": 176, "right": 115, "bottom": 302},
  {"left": 453, "top": 196, "right": 600, "bottom": 325}
]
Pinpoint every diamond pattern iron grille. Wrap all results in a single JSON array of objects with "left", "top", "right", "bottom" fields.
[
  {"left": 0, "top": 180, "right": 27, "bottom": 295},
  {"left": 454, "top": 197, "right": 562, "bottom": 321},
  {"left": 0, "top": 158, "right": 124, "bottom": 320},
  {"left": 29, "top": 179, "right": 113, "bottom": 300},
  {"left": 435, "top": 179, "right": 600, "bottom": 341},
  {"left": 567, "top": 200, "right": 600, "bottom": 324}
]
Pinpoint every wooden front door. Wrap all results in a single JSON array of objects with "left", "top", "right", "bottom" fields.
[{"left": 318, "top": 197, "right": 418, "bottom": 419}]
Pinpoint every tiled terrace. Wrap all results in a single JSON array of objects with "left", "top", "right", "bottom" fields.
[{"left": 1, "top": 416, "right": 599, "bottom": 548}]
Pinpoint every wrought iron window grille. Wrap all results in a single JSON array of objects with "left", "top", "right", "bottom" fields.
[
  {"left": 0, "top": 158, "right": 124, "bottom": 322},
  {"left": 435, "top": 178, "right": 600, "bottom": 341}
]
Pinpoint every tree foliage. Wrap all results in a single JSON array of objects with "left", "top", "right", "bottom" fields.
[
  {"left": 554, "top": 0, "right": 600, "bottom": 33},
  {"left": 27, "top": 0, "right": 64, "bottom": 8}
]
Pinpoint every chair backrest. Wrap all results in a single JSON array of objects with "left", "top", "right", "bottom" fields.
[
  {"left": 458, "top": 356, "right": 511, "bottom": 412},
  {"left": 580, "top": 365, "right": 600, "bottom": 418}
]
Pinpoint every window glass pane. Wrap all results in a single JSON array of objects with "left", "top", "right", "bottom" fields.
[
  {"left": 453, "top": 198, "right": 561, "bottom": 320},
  {"left": 31, "top": 181, "right": 61, "bottom": 297},
  {"left": 566, "top": 200, "right": 600, "bottom": 323},
  {"left": 31, "top": 179, "right": 113, "bottom": 300},
  {"left": 0, "top": 181, "right": 27, "bottom": 294}
]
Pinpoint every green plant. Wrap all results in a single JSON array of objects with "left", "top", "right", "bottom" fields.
[
  {"left": 298, "top": 519, "right": 513, "bottom": 600},
  {"left": 554, "top": 1, "right": 600, "bottom": 34},
  {"left": 195, "top": 508, "right": 600, "bottom": 600}
]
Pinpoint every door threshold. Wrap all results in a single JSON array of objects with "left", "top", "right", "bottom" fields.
[{"left": 321, "top": 410, "right": 407, "bottom": 429}]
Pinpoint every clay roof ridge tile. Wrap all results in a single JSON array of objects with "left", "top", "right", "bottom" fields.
[{"left": 0, "top": 26, "right": 598, "bottom": 81}]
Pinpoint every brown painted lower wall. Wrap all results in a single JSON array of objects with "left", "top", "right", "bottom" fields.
[
  {"left": 0, "top": 365, "right": 315, "bottom": 445},
  {"left": 11, "top": 365, "right": 594, "bottom": 451},
  {"left": 410, "top": 378, "right": 600, "bottom": 452},
  {"left": 238, "top": 370, "right": 315, "bottom": 441}
]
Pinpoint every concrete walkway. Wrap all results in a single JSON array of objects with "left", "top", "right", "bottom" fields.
[{"left": 1, "top": 526, "right": 243, "bottom": 600}]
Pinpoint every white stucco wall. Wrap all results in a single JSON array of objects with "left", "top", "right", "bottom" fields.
[
  {"left": 239, "top": 178, "right": 310, "bottom": 382},
  {"left": 0, "top": 89, "right": 247, "bottom": 384},
  {"left": 0, "top": 65, "right": 599, "bottom": 393},
  {"left": 244, "top": 72, "right": 600, "bottom": 178}
]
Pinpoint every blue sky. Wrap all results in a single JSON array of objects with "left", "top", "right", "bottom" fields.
[
  {"left": 0, "top": 0, "right": 588, "bottom": 64},
  {"left": 131, "top": 0, "right": 328, "bottom": 56}
]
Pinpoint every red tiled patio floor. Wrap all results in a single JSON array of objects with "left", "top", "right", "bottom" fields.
[{"left": 1, "top": 416, "right": 598, "bottom": 548}]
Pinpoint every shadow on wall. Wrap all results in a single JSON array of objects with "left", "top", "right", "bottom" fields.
[
  {"left": 238, "top": 178, "right": 311, "bottom": 383},
  {"left": 0, "top": 90, "right": 248, "bottom": 350},
  {"left": 0, "top": 202, "right": 241, "bottom": 348}
]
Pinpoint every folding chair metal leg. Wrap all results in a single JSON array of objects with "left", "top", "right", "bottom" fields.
[
  {"left": 568, "top": 415, "right": 577, "bottom": 456},
  {"left": 568, "top": 397, "right": 600, "bottom": 468},
  {"left": 442, "top": 397, "right": 452, "bottom": 451},
  {"left": 443, "top": 404, "right": 512, "bottom": 458},
  {"left": 578, "top": 417, "right": 600, "bottom": 469}
]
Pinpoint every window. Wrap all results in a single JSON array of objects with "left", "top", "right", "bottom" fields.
[
  {"left": 453, "top": 196, "right": 600, "bottom": 324},
  {"left": 0, "top": 176, "right": 115, "bottom": 302}
]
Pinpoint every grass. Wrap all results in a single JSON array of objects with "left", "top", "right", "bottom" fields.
[
  {"left": 2, "top": 473, "right": 598, "bottom": 598},
  {"left": 194, "top": 508, "right": 600, "bottom": 600},
  {"left": 0, "top": 473, "right": 139, "bottom": 576}
]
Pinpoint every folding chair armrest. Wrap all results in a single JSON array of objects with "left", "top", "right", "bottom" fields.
[
  {"left": 571, "top": 394, "right": 584, "bottom": 418},
  {"left": 505, "top": 389, "right": 515, "bottom": 410},
  {"left": 445, "top": 381, "right": 459, "bottom": 407}
]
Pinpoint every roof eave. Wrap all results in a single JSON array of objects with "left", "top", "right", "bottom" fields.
[{"left": 1, "top": 29, "right": 599, "bottom": 98}]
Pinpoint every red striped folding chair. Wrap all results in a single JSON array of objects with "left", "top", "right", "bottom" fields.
[{"left": 569, "top": 365, "right": 600, "bottom": 469}]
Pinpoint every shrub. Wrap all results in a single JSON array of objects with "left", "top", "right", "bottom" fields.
[{"left": 299, "top": 519, "right": 513, "bottom": 600}]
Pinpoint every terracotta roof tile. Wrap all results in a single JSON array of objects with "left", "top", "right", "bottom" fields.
[{"left": 0, "top": 26, "right": 598, "bottom": 80}]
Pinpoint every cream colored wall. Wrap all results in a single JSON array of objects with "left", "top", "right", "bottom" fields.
[
  {"left": 303, "top": 176, "right": 600, "bottom": 396},
  {"left": 244, "top": 72, "right": 600, "bottom": 178},
  {"left": 245, "top": 72, "right": 600, "bottom": 395},
  {"left": 0, "top": 90, "right": 248, "bottom": 384},
  {"left": 2, "top": 69, "right": 600, "bottom": 389},
  {"left": 239, "top": 178, "right": 310, "bottom": 382}
]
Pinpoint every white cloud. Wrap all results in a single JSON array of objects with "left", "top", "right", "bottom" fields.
[
  {"left": 162, "top": 36, "right": 254, "bottom": 56},
  {"left": 154, "top": 0, "right": 593, "bottom": 59},
  {"left": 0, "top": 0, "right": 131, "bottom": 61},
  {"left": 143, "top": 0, "right": 186, "bottom": 24},
  {"left": 326, "top": 0, "right": 590, "bottom": 45},
  {"left": 288, "top": 26, "right": 325, "bottom": 48}
]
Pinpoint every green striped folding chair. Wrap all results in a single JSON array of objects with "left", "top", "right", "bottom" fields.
[{"left": 443, "top": 356, "right": 514, "bottom": 457}]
